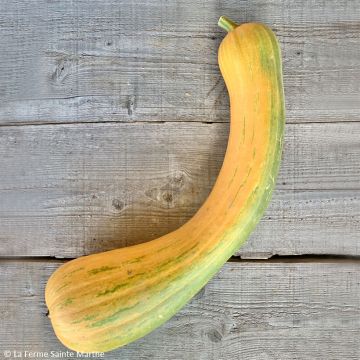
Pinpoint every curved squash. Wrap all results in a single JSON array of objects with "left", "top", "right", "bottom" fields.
[{"left": 45, "top": 16, "right": 285, "bottom": 352}]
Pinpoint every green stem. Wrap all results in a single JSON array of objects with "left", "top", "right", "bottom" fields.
[{"left": 218, "top": 16, "right": 238, "bottom": 32}]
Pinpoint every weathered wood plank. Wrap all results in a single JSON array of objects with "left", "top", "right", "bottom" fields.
[
  {"left": 0, "top": 122, "right": 359, "bottom": 257},
  {"left": 0, "top": 0, "right": 359, "bottom": 125},
  {"left": 237, "top": 189, "right": 360, "bottom": 258},
  {"left": 0, "top": 260, "right": 358, "bottom": 359}
]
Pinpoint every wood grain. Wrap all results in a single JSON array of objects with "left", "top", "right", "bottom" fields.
[
  {"left": 238, "top": 189, "right": 360, "bottom": 259},
  {"left": 0, "top": 0, "right": 359, "bottom": 125},
  {"left": 0, "top": 122, "right": 359, "bottom": 257},
  {"left": 0, "top": 1, "right": 359, "bottom": 357},
  {"left": 0, "top": 260, "right": 358, "bottom": 360}
]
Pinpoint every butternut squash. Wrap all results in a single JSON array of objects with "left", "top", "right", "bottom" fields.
[{"left": 45, "top": 16, "right": 285, "bottom": 352}]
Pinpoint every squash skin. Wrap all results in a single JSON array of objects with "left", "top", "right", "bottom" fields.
[{"left": 45, "top": 21, "right": 285, "bottom": 352}]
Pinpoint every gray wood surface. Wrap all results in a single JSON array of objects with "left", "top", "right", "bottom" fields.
[
  {"left": 0, "top": 122, "right": 359, "bottom": 257},
  {"left": 0, "top": 0, "right": 359, "bottom": 358},
  {"left": 0, "top": 260, "right": 358, "bottom": 360},
  {"left": 0, "top": 0, "right": 359, "bottom": 125}
]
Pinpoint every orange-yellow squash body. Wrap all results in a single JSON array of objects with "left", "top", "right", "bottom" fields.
[{"left": 45, "top": 19, "right": 285, "bottom": 352}]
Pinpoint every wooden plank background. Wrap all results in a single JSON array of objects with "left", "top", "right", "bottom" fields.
[
  {"left": 0, "top": 0, "right": 359, "bottom": 359},
  {"left": 0, "top": 260, "right": 359, "bottom": 360},
  {"left": 0, "top": 123, "right": 359, "bottom": 257}
]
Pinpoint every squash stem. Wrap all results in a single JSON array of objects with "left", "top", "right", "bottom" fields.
[{"left": 218, "top": 16, "right": 238, "bottom": 32}]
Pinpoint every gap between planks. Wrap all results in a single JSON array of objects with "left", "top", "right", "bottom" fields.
[
  {"left": 0, "top": 254, "right": 359, "bottom": 264},
  {"left": 1, "top": 119, "right": 360, "bottom": 128}
]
